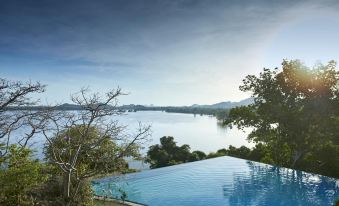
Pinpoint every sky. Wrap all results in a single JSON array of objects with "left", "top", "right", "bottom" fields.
[{"left": 1, "top": 0, "right": 339, "bottom": 106}]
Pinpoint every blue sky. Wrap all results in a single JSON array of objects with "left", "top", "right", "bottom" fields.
[{"left": 1, "top": 0, "right": 339, "bottom": 106}]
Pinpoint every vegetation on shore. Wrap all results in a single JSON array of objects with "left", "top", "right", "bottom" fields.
[
  {"left": 8, "top": 103, "right": 231, "bottom": 121},
  {"left": 135, "top": 106, "right": 230, "bottom": 121},
  {"left": 1, "top": 59, "right": 338, "bottom": 205},
  {"left": 0, "top": 79, "right": 150, "bottom": 205},
  {"left": 147, "top": 60, "right": 339, "bottom": 178},
  {"left": 146, "top": 136, "right": 268, "bottom": 169},
  {"left": 225, "top": 60, "right": 339, "bottom": 178},
  {"left": 145, "top": 136, "right": 294, "bottom": 168}
]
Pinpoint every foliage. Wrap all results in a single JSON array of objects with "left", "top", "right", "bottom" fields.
[
  {"left": 146, "top": 136, "right": 207, "bottom": 168},
  {"left": 42, "top": 88, "right": 150, "bottom": 205},
  {"left": 28, "top": 172, "right": 96, "bottom": 206},
  {"left": 147, "top": 137, "right": 269, "bottom": 168},
  {"left": 205, "top": 144, "right": 269, "bottom": 162},
  {"left": 0, "top": 144, "right": 49, "bottom": 206},
  {"left": 0, "top": 78, "right": 49, "bottom": 205},
  {"left": 0, "top": 80, "right": 150, "bottom": 205},
  {"left": 125, "top": 105, "right": 230, "bottom": 121},
  {"left": 147, "top": 134, "right": 338, "bottom": 178},
  {"left": 45, "top": 126, "right": 130, "bottom": 177},
  {"left": 44, "top": 124, "right": 147, "bottom": 205},
  {"left": 190, "top": 150, "right": 207, "bottom": 161},
  {"left": 206, "top": 148, "right": 227, "bottom": 158},
  {"left": 225, "top": 60, "right": 339, "bottom": 177}
]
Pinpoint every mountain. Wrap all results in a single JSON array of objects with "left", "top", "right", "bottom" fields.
[
  {"left": 190, "top": 97, "right": 254, "bottom": 109},
  {"left": 8, "top": 98, "right": 254, "bottom": 111}
]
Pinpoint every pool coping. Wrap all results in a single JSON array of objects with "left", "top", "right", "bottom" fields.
[{"left": 93, "top": 195, "right": 147, "bottom": 206}]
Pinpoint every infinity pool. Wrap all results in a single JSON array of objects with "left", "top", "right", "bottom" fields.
[{"left": 93, "top": 156, "right": 339, "bottom": 206}]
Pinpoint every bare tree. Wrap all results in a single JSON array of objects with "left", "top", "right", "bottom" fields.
[
  {"left": 0, "top": 78, "right": 46, "bottom": 156},
  {"left": 42, "top": 88, "right": 151, "bottom": 205}
]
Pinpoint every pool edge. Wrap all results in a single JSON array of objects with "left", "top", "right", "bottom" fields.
[{"left": 94, "top": 195, "right": 147, "bottom": 206}]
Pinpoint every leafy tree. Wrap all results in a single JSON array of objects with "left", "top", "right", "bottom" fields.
[
  {"left": 0, "top": 78, "right": 53, "bottom": 205},
  {"left": 146, "top": 136, "right": 206, "bottom": 168},
  {"left": 227, "top": 146, "right": 251, "bottom": 159},
  {"left": 44, "top": 126, "right": 131, "bottom": 205},
  {"left": 42, "top": 88, "right": 151, "bottom": 205},
  {"left": 190, "top": 150, "right": 207, "bottom": 161},
  {"left": 175, "top": 144, "right": 191, "bottom": 163},
  {"left": 45, "top": 126, "right": 132, "bottom": 177},
  {"left": 0, "top": 80, "right": 151, "bottom": 204},
  {"left": 0, "top": 144, "right": 48, "bottom": 206},
  {"left": 225, "top": 60, "right": 339, "bottom": 172},
  {"left": 247, "top": 143, "right": 268, "bottom": 162}
]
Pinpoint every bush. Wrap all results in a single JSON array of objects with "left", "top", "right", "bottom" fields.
[{"left": 0, "top": 144, "right": 49, "bottom": 206}]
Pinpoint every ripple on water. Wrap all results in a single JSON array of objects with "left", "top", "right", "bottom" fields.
[{"left": 93, "top": 156, "right": 339, "bottom": 206}]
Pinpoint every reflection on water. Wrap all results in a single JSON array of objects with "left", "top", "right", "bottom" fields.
[
  {"left": 224, "top": 161, "right": 338, "bottom": 205},
  {"left": 93, "top": 156, "right": 339, "bottom": 206}
]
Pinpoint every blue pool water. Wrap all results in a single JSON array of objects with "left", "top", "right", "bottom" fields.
[{"left": 93, "top": 156, "right": 339, "bottom": 206}]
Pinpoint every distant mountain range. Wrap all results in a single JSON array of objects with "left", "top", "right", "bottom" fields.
[
  {"left": 8, "top": 98, "right": 254, "bottom": 111},
  {"left": 190, "top": 97, "right": 254, "bottom": 109}
]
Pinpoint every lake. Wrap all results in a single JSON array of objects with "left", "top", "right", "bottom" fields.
[
  {"left": 8, "top": 111, "right": 253, "bottom": 161},
  {"left": 116, "top": 111, "right": 253, "bottom": 154}
]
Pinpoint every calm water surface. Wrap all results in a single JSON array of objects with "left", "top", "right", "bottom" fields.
[
  {"left": 94, "top": 156, "right": 339, "bottom": 206},
  {"left": 9, "top": 111, "right": 253, "bottom": 158},
  {"left": 116, "top": 111, "right": 253, "bottom": 153}
]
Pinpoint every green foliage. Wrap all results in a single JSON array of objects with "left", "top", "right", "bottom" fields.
[
  {"left": 301, "top": 143, "right": 339, "bottom": 177},
  {"left": 146, "top": 136, "right": 207, "bottom": 168},
  {"left": 226, "top": 60, "right": 339, "bottom": 177},
  {"left": 227, "top": 146, "right": 251, "bottom": 159},
  {"left": 147, "top": 137, "right": 272, "bottom": 169},
  {"left": 44, "top": 125, "right": 137, "bottom": 205},
  {"left": 131, "top": 105, "right": 229, "bottom": 120},
  {"left": 247, "top": 143, "right": 268, "bottom": 162},
  {"left": 205, "top": 144, "right": 267, "bottom": 162},
  {"left": 190, "top": 150, "right": 207, "bottom": 161},
  {"left": 45, "top": 126, "right": 130, "bottom": 177},
  {"left": 32, "top": 175, "right": 95, "bottom": 206},
  {"left": 0, "top": 144, "right": 49, "bottom": 206},
  {"left": 206, "top": 148, "right": 228, "bottom": 158}
]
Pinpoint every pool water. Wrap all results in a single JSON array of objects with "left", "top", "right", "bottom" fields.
[{"left": 93, "top": 156, "right": 339, "bottom": 206}]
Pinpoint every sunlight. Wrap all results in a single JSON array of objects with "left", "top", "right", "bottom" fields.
[{"left": 264, "top": 13, "right": 339, "bottom": 68}]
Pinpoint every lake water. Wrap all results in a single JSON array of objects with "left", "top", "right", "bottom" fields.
[
  {"left": 115, "top": 111, "right": 253, "bottom": 154},
  {"left": 7, "top": 111, "right": 253, "bottom": 159}
]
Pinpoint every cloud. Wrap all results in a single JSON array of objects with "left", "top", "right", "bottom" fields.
[{"left": 1, "top": 0, "right": 339, "bottom": 105}]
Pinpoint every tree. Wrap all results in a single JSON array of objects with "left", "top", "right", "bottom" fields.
[
  {"left": 0, "top": 78, "right": 46, "bottom": 156},
  {"left": 190, "top": 150, "right": 207, "bottom": 161},
  {"left": 0, "top": 78, "right": 48, "bottom": 205},
  {"left": 0, "top": 144, "right": 48, "bottom": 206},
  {"left": 226, "top": 145, "right": 251, "bottom": 159},
  {"left": 42, "top": 88, "right": 150, "bottom": 206},
  {"left": 225, "top": 60, "right": 339, "bottom": 170},
  {"left": 146, "top": 136, "right": 205, "bottom": 168}
]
